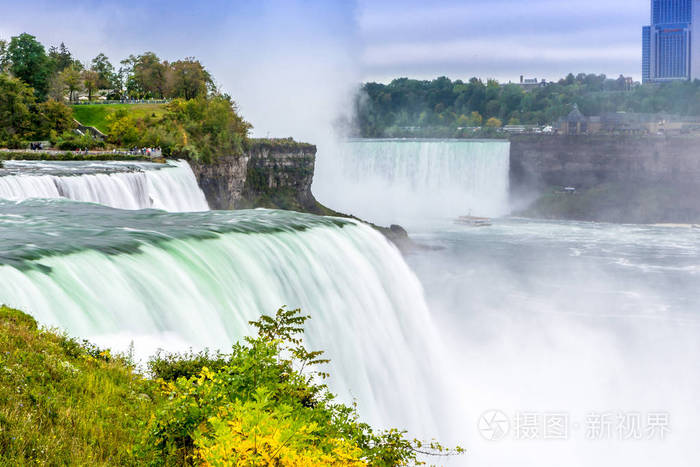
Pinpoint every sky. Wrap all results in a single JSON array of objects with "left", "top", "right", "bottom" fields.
[{"left": 0, "top": 0, "right": 650, "bottom": 136}]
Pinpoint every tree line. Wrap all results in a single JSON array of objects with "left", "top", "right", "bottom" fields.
[
  {"left": 354, "top": 74, "right": 700, "bottom": 137},
  {"left": 0, "top": 33, "right": 212, "bottom": 102},
  {"left": 0, "top": 32, "right": 249, "bottom": 161}
]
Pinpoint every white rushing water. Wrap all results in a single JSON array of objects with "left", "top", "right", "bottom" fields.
[
  {"left": 0, "top": 160, "right": 208, "bottom": 212},
  {"left": 313, "top": 139, "right": 511, "bottom": 226},
  {"left": 0, "top": 201, "right": 448, "bottom": 438},
  {"left": 406, "top": 219, "right": 700, "bottom": 466}
]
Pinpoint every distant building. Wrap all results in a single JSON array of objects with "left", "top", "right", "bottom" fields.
[
  {"left": 517, "top": 76, "right": 547, "bottom": 91},
  {"left": 558, "top": 106, "right": 700, "bottom": 135},
  {"left": 642, "top": 25, "right": 651, "bottom": 82},
  {"left": 643, "top": 0, "right": 700, "bottom": 82},
  {"left": 561, "top": 104, "right": 588, "bottom": 135}
]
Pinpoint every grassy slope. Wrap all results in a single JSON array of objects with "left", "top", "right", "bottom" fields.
[
  {"left": 72, "top": 104, "right": 168, "bottom": 133},
  {"left": 0, "top": 306, "right": 158, "bottom": 465}
]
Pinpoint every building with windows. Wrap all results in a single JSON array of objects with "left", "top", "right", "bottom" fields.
[{"left": 642, "top": 0, "right": 700, "bottom": 82}]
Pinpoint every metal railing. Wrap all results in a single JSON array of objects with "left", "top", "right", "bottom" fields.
[{"left": 70, "top": 99, "right": 172, "bottom": 106}]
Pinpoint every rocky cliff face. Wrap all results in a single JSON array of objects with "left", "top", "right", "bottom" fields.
[
  {"left": 189, "top": 140, "right": 321, "bottom": 213},
  {"left": 511, "top": 135, "right": 700, "bottom": 192},
  {"left": 510, "top": 135, "right": 700, "bottom": 222},
  {"left": 188, "top": 139, "right": 413, "bottom": 246}
]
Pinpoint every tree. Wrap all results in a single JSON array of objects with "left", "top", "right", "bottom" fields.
[
  {"left": 47, "top": 73, "right": 66, "bottom": 101},
  {"left": 48, "top": 42, "right": 73, "bottom": 73},
  {"left": 117, "top": 55, "right": 137, "bottom": 98},
  {"left": 160, "top": 95, "right": 252, "bottom": 161},
  {"left": 82, "top": 69, "right": 99, "bottom": 101},
  {"left": 59, "top": 65, "right": 82, "bottom": 102},
  {"left": 468, "top": 111, "right": 483, "bottom": 126},
  {"left": 0, "top": 39, "right": 8, "bottom": 73},
  {"left": 485, "top": 117, "right": 502, "bottom": 128},
  {"left": 0, "top": 74, "right": 36, "bottom": 145},
  {"left": 131, "top": 52, "right": 167, "bottom": 98},
  {"left": 91, "top": 53, "right": 116, "bottom": 91},
  {"left": 7, "top": 33, "right": 51, "bottom": 99},
  {"left": 105, "top": 109, "right": 140, "bottom": 146},
  {"left": 168, "top": 58, "right": 212, "bottom": 99},
  {"left": 34, "top": 100, "right": 76, "bottom": 137}
]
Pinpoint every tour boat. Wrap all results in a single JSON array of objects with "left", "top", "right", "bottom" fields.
[{"left": 455, "top": 215, "right": 492, "bottom": 227}]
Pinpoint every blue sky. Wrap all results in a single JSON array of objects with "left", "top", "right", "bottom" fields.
[
  {"left": 0, "top": 0, "right": 650, "bottom": 136},
  {"left": 1, "top": 0, "right": 649, "bottom": 83}
]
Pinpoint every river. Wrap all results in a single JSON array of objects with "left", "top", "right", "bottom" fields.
[{"left": 0, "top": 140, "right": 697, "bottom": 465}]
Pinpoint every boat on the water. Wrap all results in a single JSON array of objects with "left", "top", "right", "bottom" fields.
[{"left": 455, "top": 215, "right": 492, "bottom": 227}]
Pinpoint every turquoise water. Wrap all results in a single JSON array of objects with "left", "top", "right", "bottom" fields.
[
  {"left": 1, "top": 146, "right": 699, "bottom": 465},
  {"left": 0, "top": 198, "right": 445, "bottom": 437}
]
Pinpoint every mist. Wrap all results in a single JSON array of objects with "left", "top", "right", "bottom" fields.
[{"left": 406, "top": 220, "right": 700, "bottom": 466}]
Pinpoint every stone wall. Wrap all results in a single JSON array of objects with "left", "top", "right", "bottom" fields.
[
  {"left": 510, "top": 135, "right": 700, "bottom": 193},
  {"left": 510, "top": 135, "right": 700, "bottom": 222}
]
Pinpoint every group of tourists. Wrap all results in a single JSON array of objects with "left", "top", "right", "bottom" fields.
[{"left": 127, "top": 147, "right": 162, "bottom": 157}]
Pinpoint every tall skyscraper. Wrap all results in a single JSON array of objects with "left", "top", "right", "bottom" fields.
[{"left": 643, "top": 0, "right": 700, "bottom": 82}]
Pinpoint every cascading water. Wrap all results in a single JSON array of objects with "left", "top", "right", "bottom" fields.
[
  {"left": 0, "top": 160, "right": 208, "bottom": 212},
  {"left": 0, "top": 199, "right": 449, "bottom": 438},
  {"left": 313, "top": 139, "right": 511, "bottom": 226}
]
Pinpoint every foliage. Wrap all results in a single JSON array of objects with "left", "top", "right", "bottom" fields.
[
  {"left": 82, "top": 69, "right": 100, "bottom": 101},
  {"left": 91, "top": 53, "right": 118, "bottom": 93},
  {"left": 58, "top": 65, "right": 83, "bottom": 102},
  {"left": 485, "top": 117, "right": 502, "bottom": 128},
  {"left": 0, "top": 33, "right": 243, "bottom": 159},
  {"left": 0, "top": 305, "right": 159, "bottom": 465},
  {"left": 169, "top": 58, "right": 213, "bottom": 100},
  {"left": 55, "top": 131, "right": 105, "bottom": 150},
  {"left": 0, "top": 39, "right": 8, "bottom": 73},
  {"left": 354, "top": 74, "right": 700, "bottom": 137},
  {"left": 149, "top": 350, "right": 230, "bottom": 382},
  {"left": 0, "top": 74, "right": 76, "bottom": 147},
  {"left": 145, "top": 307, "right": 463, "bottom": 466},
  {"left": 158, "top": 95, "right": 251, "bottom": 162},
  {"left": 0, "top": 305, "right": 462, "bottom": 466},
  {"left": 105, "top": 109, "right": 142, "bottom": 147},
  {"left": 47, "top": 42, "right": 78, "bottom": 74},
  {"left": 0, "top": 74, "right": 36, "bottom": 144},
  {"left": 248, "top": 137, "right": 316, "bottom": 153},
  {"left": 71, "top": 103, "right": 168, "bottom": 133},
  {"left": 130, "top": 52, "right": 168, "bottom": 98},
  {"left": 6, "top": 33, "right": 51, "bottom": 100}
]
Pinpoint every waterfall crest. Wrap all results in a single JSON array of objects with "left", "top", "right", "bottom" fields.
[
  {"left": 0, "top": 200, "right": 446, "bottom": 437},
  {"left": 0, "top": 160, "right": 208, "bottom": 212},
  {"left": 313, "top": 139, "right": 510, "bottom": 226}
]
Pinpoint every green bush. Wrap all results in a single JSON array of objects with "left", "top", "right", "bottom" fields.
[
  {"left": 0, "top": 306, "right": 463, "bottom": 466},
  {"left": 55, "top": 131, "right": 105, "bottom": 150}
]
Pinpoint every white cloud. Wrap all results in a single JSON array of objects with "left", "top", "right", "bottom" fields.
[{"left": 362, "top": 39, "right": 638, "bottom": 66}]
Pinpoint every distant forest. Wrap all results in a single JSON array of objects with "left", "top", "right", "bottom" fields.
[{"left": 353, "top": 74, "right": 700, "bottom": 137}]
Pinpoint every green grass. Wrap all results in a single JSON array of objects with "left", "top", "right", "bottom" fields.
[
  {"left": 0, "top": 305, "right": 160, "bottom": 465},
  {"left": 72, "top": 104, "right": 169, "bottom": 133}
]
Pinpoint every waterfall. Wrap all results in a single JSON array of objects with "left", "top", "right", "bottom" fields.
[
  {"left": 313, "top": 139, "right": 510, "bottom": 226},
  {"left": 0, "top": 160, "right": 208, "bottom": 212},
  {"left": 0, "top": 199, "right": 449, "bottom": 438}
]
